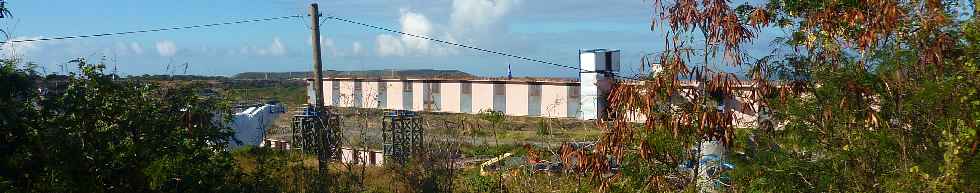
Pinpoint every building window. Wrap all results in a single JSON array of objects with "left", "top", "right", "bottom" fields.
[
  {"left": 567, "top": 86, "right": 581, "bottom": 118},
  {"left": 462, "top": 82, "right": 472, "bottom": 94},
  {"left": 461, "top": 82, "right": 472, "bottom": 113},
  {"left": 492, "top": 83, "right": 506, "bottom": 113},
  {"left": 568, "top": 86, "right": 580, "bottom": 99},
  {"left": 424, "top": 82, "right": 441, "bottom": 111},
  {"left": 353, "top": 81, "right": 363, "bottom": 108},
  {"left": 377, "top": 82, "right": 387, "bottom": 109},
  {"left": 529, "top": 84, "right": 542, "bottom": 116},
  {"left": 331, "top": 80, "right": 341, "bottom": 106},
  {"left": 403, "top": 81, "right": 413, "bottom": 110},
  {"left": 493, "top": 83, "right": 506, "bottom": 95}
]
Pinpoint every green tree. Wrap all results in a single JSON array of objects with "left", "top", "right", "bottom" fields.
[
  {"left": 594, "top": 0, "right": 979, "bottom": 192},
  {"left": 0, "top": 59, "right": 247, "bottom": 193}
]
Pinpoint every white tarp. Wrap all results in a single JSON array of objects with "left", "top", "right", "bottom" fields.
[{"left": 229, "top": 104, "right": 285, "bottom": 148}]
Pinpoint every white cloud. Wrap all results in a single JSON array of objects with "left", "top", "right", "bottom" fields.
[
  {"left": 376, "top": 34, "right": 405, "bottom": 56},
  {"left": 352, "top": 41, "right": 363, "bottom": 55},
  {"left": 374, "top": 1, "right": 517, "bottom": 57},
  {"left": 306, "top": 35, "right": 340, "bottom": 56},
  {"left": 450, "top": 0, "right": 518, "bottom": 34},
  {"left": 130, "top": 42, "right": 143, "bottom": 54},
  {"left": 241, "top": 37, "right": 290, "bottom": 56},
  {"left": 321, "top": 36, "right": 337, "bottom": 56},
  {"left": 1, "top": 36, "right": 46, "bottom": 57},
  {"left": 113, "top": 43, "right": 130, "bottom": 55},
  {"left": 113, "top": 42, "right": 143, "bottom": 56},
  {"left": 258, "top": 37, "right": 287, "bottom": 56},
  {"left": 155, "top": 40, "right": 177, "bottom": 57},
  {"left": 375, "top": 9, "right": 458, "bottom": 56},
  {"left": 399, "top": 10, "right": 434, "bottom": 52}
]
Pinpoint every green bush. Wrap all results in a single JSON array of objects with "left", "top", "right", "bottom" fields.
[
  {"left": 460, "top": 171, "right": 504, "bottom": 193},
  {"left": 0, "top": 59, "right": 248, "bottom": 193}
]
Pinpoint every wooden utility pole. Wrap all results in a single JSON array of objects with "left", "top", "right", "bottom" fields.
[{"left": 310, "top": 3, "right": 325, "bottom": 108}]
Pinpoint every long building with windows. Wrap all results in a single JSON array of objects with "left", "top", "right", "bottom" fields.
[
  {"left": 307, "top": 78, "right": 583, "bottom": 118},
  {"left": 304, "top": 49, "right": 765, "bottom": 128}
]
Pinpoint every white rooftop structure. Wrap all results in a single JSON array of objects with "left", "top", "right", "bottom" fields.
[{"left": 579, "top": 49, "right": 620, "bottom": 120}]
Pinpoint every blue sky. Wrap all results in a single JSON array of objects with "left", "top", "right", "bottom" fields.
[{"left": 0, "top": 0, "right": 775, "bottom": 78}]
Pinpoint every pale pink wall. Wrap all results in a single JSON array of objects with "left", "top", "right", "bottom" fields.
[
  {"left": 386, "top": 81, "right": 404, "bottom": 110},
  {"left": 313, "top": 79, "right": 764, "bottom": 127},
  {"left": 322, "top": 81, "right": 333, "bottom": 107},
  {"left": 440, "top": 83, "right": 462, "bottom": 113},
  {"left": 505, "top": 84, "right": 529, "bottom": 116},
  {"left": 307, "top": 83, "right": 314, "bottom": 105},
  {"left": 339, "top": 81, "right": 356, "bottom": 107},
  {"left": 361, "top": 81, "right": 380, "bottom": 108},
  {"left": 540, "top": 85, "right": 569, "bottom": 118},
  {"left": 341, "top": 148, "right": 384, "bottom": 166},
  {"left": 412, "top": 82, "right": 425, "bottom": 111},
  {"left": 471, "top": 83, "right": 494, "bottom": 113},
  {"left": 732, "top": 90, "right": 758, "bottom": 128}
]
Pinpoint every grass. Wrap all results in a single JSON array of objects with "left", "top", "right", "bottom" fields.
[{"left": 223, "top": 81, "right": 605, "bottom": 192}]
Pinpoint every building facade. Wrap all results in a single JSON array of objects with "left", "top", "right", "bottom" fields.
[
  {"left": 304, "top": 49, "right": 765, "bottom": 128},
  {"left": 307, "top": 78, "right": 584, "bottom": 119}
]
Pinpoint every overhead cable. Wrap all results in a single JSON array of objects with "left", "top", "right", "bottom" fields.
[
  {"left": 325, "top": 15, "right": 640, "bottom": 80},
  {"left": 0, "top": 15, "right": 304, "bottom": 44}
]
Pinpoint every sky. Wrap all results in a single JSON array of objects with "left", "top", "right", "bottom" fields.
[{"left": 0, "top": 0, "right": 776, "bottom": 78}]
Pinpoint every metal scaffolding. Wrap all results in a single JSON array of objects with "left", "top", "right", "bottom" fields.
[
  {"left": 381, "top": 110, "right": 424, "bottom": 163},
  {"left": 291, "top": 106, "right": 342, "bottom": 173}
]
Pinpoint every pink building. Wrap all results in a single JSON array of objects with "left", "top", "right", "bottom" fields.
[{"left": 309, "top": 78, "right": 582, "bottom": 119}]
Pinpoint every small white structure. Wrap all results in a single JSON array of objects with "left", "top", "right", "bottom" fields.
[
  {"left": 260, "top": 139, "right": 290, "bottom": 149},
  {"left": 579, "top": 49, "right": 620, "bottom": 120},
  {"left": 229, "top": 103, "right": 285, "bottom": 148},
  {"left": 340, "top": 147, "right": 385, "bottom": 166}
]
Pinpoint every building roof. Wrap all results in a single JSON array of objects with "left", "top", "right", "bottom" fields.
[
  {"left": 308, "top": 77, "right": 581, "bottom": 86},
  {"left": 581, "top": 49, "right": 621, "bottom": 53}
]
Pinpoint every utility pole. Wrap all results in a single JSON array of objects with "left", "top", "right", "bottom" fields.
[{"left": 311, "top": 3, "right": 325, "bottom": 108}]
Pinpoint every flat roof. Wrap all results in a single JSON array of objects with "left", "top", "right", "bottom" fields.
[
  {"left": 307, "top": 77, "right": 581, "bottom": 86},
  {"left": 581, "top": 49, "right": 621, "bottom": 53},
  {"left": 307, "top": 77, "right": 776, "bottom": 89}
]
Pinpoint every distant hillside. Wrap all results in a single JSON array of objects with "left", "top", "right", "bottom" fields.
[
  {"left": 125, "top": 74, "right": 229, "bottom": 80},
  {"left": 233, "top": 69, "right": 476, "bottom": 80}
]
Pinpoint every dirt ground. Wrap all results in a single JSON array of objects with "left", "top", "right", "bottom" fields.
[{"left": 265, "top": 107, "right": 603, "bottom": 151}]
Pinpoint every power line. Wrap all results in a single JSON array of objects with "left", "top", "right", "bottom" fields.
[
  {"left": 0, "top": 15, "right": 304, "bottom": 44},
  {"left": 324, "top": 15, "right": 640, "bottom": 80}
]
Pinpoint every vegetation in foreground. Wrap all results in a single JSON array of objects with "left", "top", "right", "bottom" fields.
[
  {"left": 0, "top": 59, "right": 603, "bottom": 193},
  {"left": 3, "top": 1, "right": 980, "bottom": 192},
  {"left": 585, "top": 0, "right": 979, "bottom": 192}
]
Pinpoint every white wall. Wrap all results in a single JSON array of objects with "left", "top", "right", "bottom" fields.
[
  {"left": 341, "top": 148, "right": 384, "bottom": 167},
  {"left": 412, "top": 82, "right": 425, "bottom": 111},
  {"left": 386, "top": 81, "right": 404, "bottom": 110},
  {"left": 580, "top": 73, "right": 600, "bottom": 120},
  {"left": 441, "top": 82, "right": 462, "bottom": 113},
  {"left": 580, "top": 52, "right": 598, "bottom": 71},
  {"left": 541, "top": 85, "right": 569, "bottom": 118},
  {"left": 339, "top": 81, "right": 356, "bottom": 107},
  {"left": 322, "top": 81, "right": 333, "bottom": 106},
  {"left": 361, "top": 81, "right": 381, "bottom": 108},
  {"left": 307, "top": 83, "right": 315, "bottom": 105},
  {"left": 471, "top": 83, "right": 494, "bottom": 113},
  {"left": 505, "top": 84, "right": 529, "bottom": 116},
  {"left": 307, "top": 79, "right": 761, "bottom": 126}
]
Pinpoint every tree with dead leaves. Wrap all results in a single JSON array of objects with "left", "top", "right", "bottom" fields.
[{"left": 582, "top": 0, "right": 979, "bottom": 192}]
